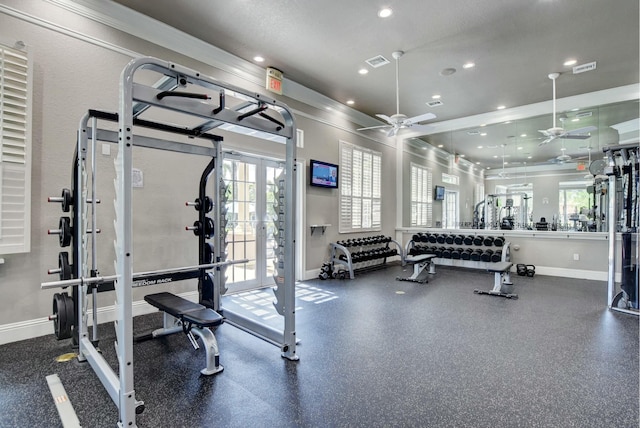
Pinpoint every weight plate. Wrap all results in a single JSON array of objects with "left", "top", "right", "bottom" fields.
[
  {"left": 59, "top": 217, "right": 72, "bottom": 247},
  {"left": 58, "top": 252, "right": 72, "bottom": 280},
  {"left": 61, "top": 188, "right": 73, "bottom": 212}
]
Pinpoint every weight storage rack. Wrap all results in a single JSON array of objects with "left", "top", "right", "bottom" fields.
[{"left": 329, "top": 235, "right": 404, "bottom": 279}]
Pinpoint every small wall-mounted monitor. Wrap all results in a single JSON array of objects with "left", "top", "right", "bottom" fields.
[
  {"left": 434, "top": 185, "right": 445, "bottom": 200},
  {"left": 310, "top": 159, "right": 339, "bottom": 189}
]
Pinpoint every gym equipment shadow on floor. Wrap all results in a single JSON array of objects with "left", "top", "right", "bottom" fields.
[{"left": 1, "top": 265, "right": 638, "bottom": 427}]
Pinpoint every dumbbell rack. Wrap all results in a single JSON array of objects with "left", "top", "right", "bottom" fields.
[
  {"left": 329, "top": 236, "right": 403, "bottom": 279},
  {"left": 406, "top": 232, "right": 511, "bottom": 270}
]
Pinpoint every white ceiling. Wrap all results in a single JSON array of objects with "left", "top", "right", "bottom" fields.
[{"left": 107, "top": 0, "right": 639, "bottom": 168}]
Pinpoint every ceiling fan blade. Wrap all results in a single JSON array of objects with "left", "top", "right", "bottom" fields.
[
  {"left": 538, "top": 136, "right": 554, "bottom": 146},
  {"left": 375, "top": 114, "right": 393, "bottom": 124},
  {"left": 387, "top": 127, "right": 400, "bottom": 137},
  {"left": 404, "top": 112, "right": 436, "bottom": 125},
  {"left": 538, "top": 129, "right": 552, "bottom": 137},
  {"left": 357, "top": 124, "right": 392, "bottom": 131}
]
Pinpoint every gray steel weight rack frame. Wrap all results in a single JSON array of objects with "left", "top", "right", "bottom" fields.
[{"left": 41, "top": 56, "right": 298, "bottom": 428}]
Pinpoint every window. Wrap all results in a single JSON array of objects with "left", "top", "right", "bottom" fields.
[
  {"left": 442, "top": 190, "right": 459, "bottom": 229},
  {"left": 410, "top": 163, "right": 432, "bottom": 227},
  {"left": 0, "top": 42, "right": 32, "bottom": 254},
  {"left": 339, "top": 141, "right": 381, "bottom": 233},
  {"left": 559, "top": 181, "right": 591, "bottom": 230}
]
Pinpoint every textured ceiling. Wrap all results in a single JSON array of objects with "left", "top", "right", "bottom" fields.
[{"left": 110, "top": 0, "right": 639, "bottom": 168}]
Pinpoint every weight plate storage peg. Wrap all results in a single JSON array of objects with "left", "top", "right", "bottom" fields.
[
  {"left": 58, "top": 252, "right": 72, "bottom": 281},
  {"left": 51, "top": 292, "right": 74, "bottom": 340},
  {"left": 48, "top": 217, "right": 73, "bottom": 247},
  {"left": 47, "top": 188, "right": 73, "bottom": 212}
]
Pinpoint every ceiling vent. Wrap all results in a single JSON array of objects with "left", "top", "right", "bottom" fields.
[
  {"left": 426, "top": 99, "right": 444, "bottom": 107},
  {"left": 467, "top": 130, "right": 480, "bottom": 135},
  {"left": 575, "top": 111, "right": 593, "bottom": 119},
  {"left": 573, "top": 61, "right": 597, "bottom": 74},
  {"left": 365, "top": 55, "right": 390, "bottom": 68}
]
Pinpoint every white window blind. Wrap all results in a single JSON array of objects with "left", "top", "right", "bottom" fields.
[
  {"left": 0, "top": 42, "right": 32, "bottom": 254},
  {"left": 339, "top": 141, "right": 381, "bottom": 233},
  {"left": 410, "top": 163, "right": 432, "bottom": 227}
]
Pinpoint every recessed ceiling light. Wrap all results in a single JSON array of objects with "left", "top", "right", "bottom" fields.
[
  {"left": 476, "top": 162, "right": 480, "bottom": 165},
  {"left": 520, "top": 134, "right": 527, "bottom": 137},
  {"left": 325, "top": 107, "right": 332, "bottom": 111},
  {"left": 378, "top": 7, "right": 393, "bottom": 18},
  {"left": 253, "top": 55, "right": 265, "bottom": 62},
  {"left": 432, "top": 94, "right": 441, "bottom": 99},
  {"left": 437, "top": 144, "right": 444, "bottom": 148},
  {"left": 493, "top": 155, "right": 498, "bottom": 158},
  {"left": 462, "top": 62, "right": 475, "bottom": 69},
  {"left": 564, "top": 59, "right": 577, "bottom": 66},
  {"left": 572, "top": 118, "right": 580, "bottom": 122},
  {"left": 480, "top": 124, "right": 486, "bottom": 127},
  {"left": 571, "top": 107, "right": 580, "bottom": 111},
  {"left": 504, "top": 162, "right": 509, "bottom": 165},
  {"left": 358, "top": 68, "right": 369, "bottom": 75},
  {"left": 477, "top": 145, "right": 483, "bottom": 149},
  {"left": 497, "top": 105, "right": 506, "bottom": 110},
  {"left": 527, "top": 156, "right": 532, "bottom": 159},
  {"left": 480, "top": 132, "right": 487, "bottom": 136},
  {"left": 460, "top": 154, "right": 466, "bottom": 157},
  {"left": 517, "top": 146, "right": 523, "bottom": 150},
  {"left": 503, "top": 121, "right": 511, "bottom": 124},
  {"left": 346, "top": 100, "right": 355, "bottom": 105}
]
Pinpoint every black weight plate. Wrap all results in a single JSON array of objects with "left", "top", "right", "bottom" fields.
[
  {"left": 58, "top": 252, "right": 72, "bottom": 281},
  {"left": 61, "top": 188, "right": 73, "bottom": 212},
  {"left": 58, "top": 217, "right": 72, "bottom": 247}
]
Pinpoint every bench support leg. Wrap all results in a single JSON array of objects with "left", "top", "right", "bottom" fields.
[
  {"left": 475, "top": 271, "right": 517, "bottom": 299},
  {"left": 191, "top": 326, "right": 223, "bottom": 376},
  {"left": 396, "top": 260, "right": 434, "bottom": 284}
]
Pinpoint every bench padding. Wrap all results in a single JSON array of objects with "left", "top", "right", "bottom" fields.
[
  {"left": 145, "top": 292, "right": 223, "bottom": 327},
  {"left": 487, "top": 261, "right": 512, "bottom": 273}
]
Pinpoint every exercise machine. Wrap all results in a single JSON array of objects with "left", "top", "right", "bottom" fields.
[
  {"left": 42, "top": 57, "right": 299, "bottom": 427},
  {"left": 604, "top": 142, "right": 639, "bottom": 315}
]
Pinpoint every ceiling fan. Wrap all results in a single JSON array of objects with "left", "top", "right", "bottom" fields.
[
  {"left": 538, "top": 72, "right": 597, "bottom": 146},
  {"left": 357, "top": 51, "right": 436, "bottom": 137}
]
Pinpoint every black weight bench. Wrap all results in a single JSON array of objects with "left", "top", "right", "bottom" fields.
[
  {"left": 396, "top": 254, "right": 436, "bottom": 284},
  {"left": 473, "top": 262, "right": 518, "bottom": 299},
  {"left": 144, "top": 292, "right": 224, "bottom": 375}
]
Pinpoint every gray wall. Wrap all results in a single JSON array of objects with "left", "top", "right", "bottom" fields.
[{"left": 0, "top": 1, "right": 400, "bottom": 329}]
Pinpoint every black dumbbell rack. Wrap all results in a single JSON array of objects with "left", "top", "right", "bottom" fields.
[
  {"left": 405, "top": 232, "right": 511, "bottom": 270},
  {"left": 329, "top": 235, "right": 404, "bottom": 279}
]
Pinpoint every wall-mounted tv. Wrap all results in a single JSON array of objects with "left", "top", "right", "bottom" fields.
[
  {"left": 434, "top": 185, "right": 445, "bottom": 200},
  {"left": 310, "top": 159, "right": 339, "bottom": 189}
]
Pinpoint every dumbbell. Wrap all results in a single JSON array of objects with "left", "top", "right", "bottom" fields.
[
  {"left": 441, "top": 247, "right": 454, "bottom": 259},
  {"left": 460, "top": 248, "right": 473, "bottom": 260},
  {"left": 47, "top": 251, "right": 73, "bottom": 281},
  {"left": 47, "top": 188, "right": 73, "bottom": 212},
  {"left": 451, "top": 248, "right": 463, "bottom": 259},
  {"left": 420, "top": 233, "right": 430, "bottom": 243},
  {"left": 412, "top": 234, "right": 421, "bottom": 242},
  {"left": 491, "top": 250, "right": 503, "bottom": 262},
  {"left": 434, "top": 247, "right": 444, "bottom": 258},
  {"left": 186, "top": 217, "right": 214, "bottom": 238},
  {"left": 435, "top": 234, "right": 445, "bottom": 244},
  {"left": 493, "top": 237, "right": 505, "bottom": 247},
  {"left": 428, "top": 234, "right": 437, "bottom": 243},
  {"left": 470, "top": 249, "right": 483, "bottom": 261},
  {"left": 445, "top": 235, "right": 455, "bottom": 244},
  {"left": 463, "top": 235, "right": 474, "bottom": 245},
  {"left": 453, "top": 235, "right": 464, "bottom": 245},
  {"left": 480, "top": 249, "right": 494, "bottom": 262},
  {"left": 483, "top": 236, "right": 495, "bottom": 246},
  {"left": 473, "top": 235, "right": 484, "bottom": 246},
  {"left": 186, "top": 196, "right": 213, "bottom": 213}
]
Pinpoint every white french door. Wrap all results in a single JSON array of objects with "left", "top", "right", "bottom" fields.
[{"left": 222, "top": 153, "right": 284, "bottom": 294}]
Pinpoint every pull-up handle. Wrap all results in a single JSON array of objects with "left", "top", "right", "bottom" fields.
[{"left": 156, "top": 91, "right": 210, "bottom": 100}]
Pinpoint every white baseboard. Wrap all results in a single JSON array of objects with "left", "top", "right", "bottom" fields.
[{"left": 0, "top": 291, "right": 199, "bottom": 346}]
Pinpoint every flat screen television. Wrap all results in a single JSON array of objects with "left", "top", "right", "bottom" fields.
[
  {"left": 434, "top": 185, "right": 445, "bottom": 200},
  {"left": 310, "top": 159, "right": 339, "bottom": 189}
]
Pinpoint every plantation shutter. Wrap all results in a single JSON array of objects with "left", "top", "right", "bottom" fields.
[{"left": 0, "top": 42, "right": 32, "bottom": 254}]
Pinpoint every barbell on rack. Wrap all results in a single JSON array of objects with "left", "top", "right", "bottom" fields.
[{"left": 41, "top": 258, "right": 249, "bottom": 290}]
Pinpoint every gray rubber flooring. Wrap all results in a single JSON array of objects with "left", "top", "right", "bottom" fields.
[{"left": 0, "top": 265, "right": 638, "bottom": 427}]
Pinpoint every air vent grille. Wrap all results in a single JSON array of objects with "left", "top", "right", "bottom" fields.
[
  {"left": 365, "top": 55, "right": 390, "bottom": 68},
  {"left": 573, "top": 61, "right": 597, "bottom": 74},
  {"left": 575, "top": 111, "right": 593, "bottom": 119},
  {"left": 426, "top": 100, "right": 444, "bottom": 107}
]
